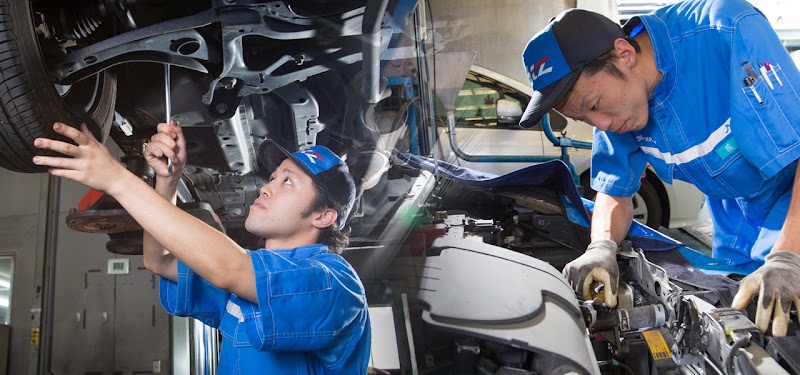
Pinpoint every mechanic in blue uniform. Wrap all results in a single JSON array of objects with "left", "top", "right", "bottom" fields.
[
  {"left": 30, "top": 121, "right": 370, "bottom": 373},
  {"left": 519, "top": 0, "right": 800, "bottom": 337}
]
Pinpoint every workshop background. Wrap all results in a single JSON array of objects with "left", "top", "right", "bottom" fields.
[{"left": 0, "top": 0, "right": 798, "bottom": 374}]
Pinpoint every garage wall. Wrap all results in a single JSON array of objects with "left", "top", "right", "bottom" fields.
[
  {"left": 0, "top": 141, "right": 171, "bottom": 374},
  {"left": 0, "top": 169, "right": 48, "bottom": 375},
  {"left": 51, "top": 177, "right": 171, "bottom": 374},
  {"left": 428, "top": 0, "right": 619, "bottom": 87}
]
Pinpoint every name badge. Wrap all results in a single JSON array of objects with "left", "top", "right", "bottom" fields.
[{"left": 715, "top": 137, "right": 738, "bottom": 159}]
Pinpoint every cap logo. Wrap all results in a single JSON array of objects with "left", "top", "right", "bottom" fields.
[
  {"left": 529, "top": 56, "right": 553, "bottom": 81},
  {"left": 297, "top": 149, "right": 323, "bottom": 164}
]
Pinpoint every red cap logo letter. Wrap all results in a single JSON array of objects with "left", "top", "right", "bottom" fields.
[
  {"left": 529, "top": 56, "right": 553, "bottom": 81},
  {"left": 298, "top": 149, "right": 323, "bottom": 164}
]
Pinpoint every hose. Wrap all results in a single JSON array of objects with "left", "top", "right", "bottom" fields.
[
  {"left": 723, "top": 336, "right": 750, "bottom": 375},
  {"left": 597, "top": 360, "right": 635, "bottom": 375}
]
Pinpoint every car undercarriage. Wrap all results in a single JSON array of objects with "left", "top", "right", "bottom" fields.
[
  {"left": 2, "top": 0, "right": 419, "bottom": 250},
  {"left": 1, "top": 1, "right": 799, "bottom": 374}
]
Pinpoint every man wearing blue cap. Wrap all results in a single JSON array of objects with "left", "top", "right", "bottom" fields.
[
  {"left": 520, "top": 0, "right": 800, "bottom": 337},
  {"left": 31, "top": 121, "right": 370, "bottom": 373}
]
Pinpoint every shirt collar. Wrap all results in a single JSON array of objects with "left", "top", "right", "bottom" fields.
[
  {"left": 625, "top": 15, "right": 676, "bottom": 107},
  {"left": 270, "top": 244, "right": 329, "bottom": 259}
]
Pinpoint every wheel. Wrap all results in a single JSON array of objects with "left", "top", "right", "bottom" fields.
[
  {"left": 581, "top": 173, "right": 663, "bottom": 229},
  {"left": 631, "top": 178, "right": 662, "bottom": 229},
  {"left": 0, "top": 0, "right": 116, "bottom": 173}
]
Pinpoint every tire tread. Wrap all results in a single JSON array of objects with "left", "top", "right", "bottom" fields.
[{"left": 0, "top": 0, "right": 115, "bottom": 173}]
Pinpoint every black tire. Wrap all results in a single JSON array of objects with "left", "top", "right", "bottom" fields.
[
  {"left": 581, "top": 173, "right": 663, "bottom": 229},
  {"left": 632, "top": 178, "right": 662, "bottom": 229},
  {"left": 0, "top": 0, "right": 116, "bottom": 173}
]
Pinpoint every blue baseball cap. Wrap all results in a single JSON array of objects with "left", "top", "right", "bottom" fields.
[
  {"left": 257, "top": 140, "right": 356, "bottom": 230},
  {"left": 520, "top": 8, "right": 623, "bottom": 128}
]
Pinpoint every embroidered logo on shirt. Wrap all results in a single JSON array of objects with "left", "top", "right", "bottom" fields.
[
  {"left": 639, "top": 118, "right": 731, "bottom": 166},
  {"left": 635, "top": 135, "right": 656, "bottom": 144},
  {"left": 530, "top": 56, "right": 553, "bottom": 81}
]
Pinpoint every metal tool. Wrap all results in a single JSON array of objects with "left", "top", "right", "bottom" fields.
[{"left": 164, "top": 64, "right": 173, "bottom": 173}]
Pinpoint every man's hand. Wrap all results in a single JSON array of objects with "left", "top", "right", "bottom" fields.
[
  {"left": 145, "top": 121, "right": 186, "bottom": 179},
  {"left": 142, "top": 121, "right": 186, "bottom": 282},
  {"left": 732, "top": 250, "right": 800, "bottom": 336},
  {"left": 563, "top": 239, "right": 620, "bottom": 307},
  {"left": 32, "top": 122, "right": 129, "bottom": 194}
]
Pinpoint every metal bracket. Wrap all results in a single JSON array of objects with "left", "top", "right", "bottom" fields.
[
  {"left": 273, "top": 84, "right": 326, "bottom": 149},
  {"left": 618, "top": 243, "right": 676, "bottom": 319},
  {"left": 50, "top": 14, "right": 215, "bottom": 84}
]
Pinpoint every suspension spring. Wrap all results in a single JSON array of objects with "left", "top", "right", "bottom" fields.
[{"left": 58, "top": 0, "right": 137, "bottom": 40}]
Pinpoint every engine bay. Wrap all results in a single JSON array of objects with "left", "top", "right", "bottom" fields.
[{"left": 351, "top": 158, "right": 800, "bottom": 375}]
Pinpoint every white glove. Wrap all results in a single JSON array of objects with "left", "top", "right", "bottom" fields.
[
  {"left": 732, "top": 251, "right": 800, "bottom": 336},
  {"left": 563, "top": 240, "right": 620, "bottom": 308}
]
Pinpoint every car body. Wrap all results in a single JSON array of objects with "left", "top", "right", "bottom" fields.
[
  {"left": 0, "top": 1, "right": 700, "bottom": 241},
  {"left": 355, "top": 150, "right": 793, "bottom": 374},
  {"left": 436, "top": 64, "right": 709, "bottom": 229},
  {"left": 0, "top": 0, "right": 428, "bottom": 250},
  {"left": 1, "top": 1, "right": 798, "bottom": 374}
]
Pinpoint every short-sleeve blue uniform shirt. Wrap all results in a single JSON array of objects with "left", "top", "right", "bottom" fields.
[
  {"left": 590, "top": 0, "right": 800, "bottom": 272},
  {"left": 159, "top": 244, "right": 371, "bottom": 374}
]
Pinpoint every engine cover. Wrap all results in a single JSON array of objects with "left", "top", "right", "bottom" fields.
[{"left": 416, "top": 237, "right": 600, "bottom": 375}]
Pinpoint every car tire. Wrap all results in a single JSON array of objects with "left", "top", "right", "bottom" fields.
[
  {"left": 631, "top": 178, "right": 662, "bottom": 229},
  {"left": 581, "top": 174, "right": 663, "bottom": 229},
  {"left": 0, "top": 0, "right": 116, "bottom": 173}
]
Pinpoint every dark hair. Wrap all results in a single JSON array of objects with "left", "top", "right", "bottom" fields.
[
  {"left": 301, "top": 181, "right": 350, "bottom": 254},
  {"left": 582, "top": 37, "right": 641, "bottom": 80}
]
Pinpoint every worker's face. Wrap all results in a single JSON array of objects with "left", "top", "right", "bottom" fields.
[
  {"left": 245, "top": 159, "right": 321, "bottom": 240},
  {"left": 556, "top": 61, "right": 650, "bottom": 133}
]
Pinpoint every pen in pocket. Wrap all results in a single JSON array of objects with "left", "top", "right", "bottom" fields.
[
  {"left": 758, "top": 62, "right": 774, "bottom": 90},
  {"left": 744, "top": 77, "right": 763, "bottom": 105},
  {"left": 765, "top": 61, "right": 783, "bottom": 87}
]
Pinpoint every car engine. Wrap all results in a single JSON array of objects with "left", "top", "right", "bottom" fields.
[{"left": 355, "top": 161, "right": 800, "bottom": 375}]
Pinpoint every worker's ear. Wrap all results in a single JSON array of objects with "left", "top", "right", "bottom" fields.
[
  {"left": 613, "top": 38, "right": 637, "bottom": 68},
  {"left": 311, "top": 208, "right": 338, "bottom": 229}
]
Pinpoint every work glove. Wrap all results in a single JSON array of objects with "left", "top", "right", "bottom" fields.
[
  {"left": 563, "top": 239, "right": 619, "bottom": 308},
  {"left": 732, "top": 250, "right": 800, "bottom": 337}
]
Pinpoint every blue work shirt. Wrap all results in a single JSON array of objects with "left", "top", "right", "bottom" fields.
[
  {"left": 591, "top": 0, "right": 800, "bottom": 272},
  {"left": 159, "top": 244, "right": 371, "bottom": 374}
]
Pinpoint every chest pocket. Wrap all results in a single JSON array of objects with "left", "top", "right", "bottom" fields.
[
  {"left": 269, "top": 265, "right": 332, "bottom": 297},
  {"left": 697, "top": 136, "right": 764, "bottom": 198},
  {"left": 738, "top": 64, "right": 800, "bottom": 154},
  {"left": 218, "top": 300, "right": 253, "bottom": 347},
  {"left": 701, "top": 135, "right": 744, "bottom": 177}
]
